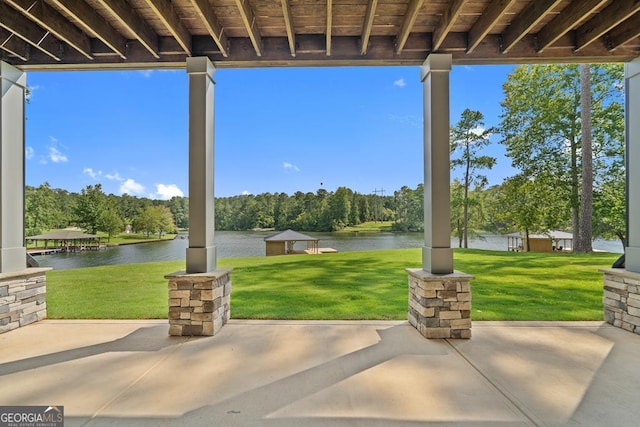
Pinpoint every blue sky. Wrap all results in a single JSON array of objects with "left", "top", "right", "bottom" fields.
[{"left": 25, "top": 64, "right": 516, "bottom": 199}]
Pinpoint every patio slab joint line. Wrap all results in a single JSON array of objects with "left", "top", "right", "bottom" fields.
[
  {"left": 444, "top": 338, "right": 544, "bottom": 427},
  {"left": 84, "top": 335, "right": 191, "bottom": 426}
]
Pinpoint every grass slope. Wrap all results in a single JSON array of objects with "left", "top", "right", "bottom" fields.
[{"left": 46, "top": 249, "right": 619, "bottom": 320}]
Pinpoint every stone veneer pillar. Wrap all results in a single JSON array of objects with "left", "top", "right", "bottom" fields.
[
  {"left": 1, "top": 268, "right": 51, "bottom": 333},
  {"left": 601, "top": 58, "right": 640, "bottom": 336},
  {"left": 167, "top": 58, "right": 232, "bottom": 336},
  {"left": 626, "top": 57, "right": 640, "bottom": 273},
  {"left": 166, "top": 269, "right": 231, "bottom": 336},
  {"left": 409, "top": 54, "right": 473, "bottom": 339},
  {"left": 602, "top": 269, "right": 640, "bottom": 335},
  {"left": 407, "top": 269, "right": 473, "bottom": 339},
  {"left": 0, "top": 61, "right": 27, "bottom": 274}
]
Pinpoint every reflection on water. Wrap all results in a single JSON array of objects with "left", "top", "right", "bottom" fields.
[{"left": 34, "top": 230, "right": 623, "bottom": 271}]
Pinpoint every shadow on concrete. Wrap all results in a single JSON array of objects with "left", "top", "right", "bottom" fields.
[{"left": 0, "top": 324, "right": 183, "bottom": 376}]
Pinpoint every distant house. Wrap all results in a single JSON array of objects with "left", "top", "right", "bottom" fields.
[
  {"left": 264, "top": 229, "right": 320, "bottom": 256},
  {"left": 506, "top": 230, "right": 573, "bottom": 253}
]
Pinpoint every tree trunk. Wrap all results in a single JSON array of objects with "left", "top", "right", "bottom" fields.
[
  {"left": 571, "top": 136, "right": 580, "bottom": 245},
  {"left": 525, "top": 228, "right": 530, "bottom": 252},
  {"left": 463, "top": 147, "right": 470, "bottom": 248},
  {"left": 576, "top": 64, "right": 593, "bottom": 253}
]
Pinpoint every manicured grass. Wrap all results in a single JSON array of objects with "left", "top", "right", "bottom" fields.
[
  {"left": 455, "top": 249, "right": 618, "bottom": 320},
  {"left": 45, "top": 249, "right": 619, "bottom": 320},
  {"left": 340, "top": 221, "right": 394, "bottom": 232}
]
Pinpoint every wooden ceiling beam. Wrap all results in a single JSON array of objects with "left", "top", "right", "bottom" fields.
[
  {"left": 468, "top": 0, "right": 518, "bottom": 53},
  {"left": 14, "top": 33, "right": 640, "bottom": 71},
  {"left": 96, "top": 0, "right": 160, "bottom": 58},
  {"left": 326, "top": 0, "right": 333, "bottom": 56},
  {"left": 234, "top": 0, "right": 262, "bottom": 56},
  {"left": 0, "top": 2, "right": 62, "bottom": 60},
  {"left": 280, "top": 0, "right": 295, "bottom": 56},
  {"left": 144, "top": 0, "right": 192, "bottom": 55},
  {"left": 49, "top": 0, "right": 127, "bottom": 59},
  {"left": 433, "top": 0, "right": 465, "bottom": 51},
  {"left": 396, "top": 0, "right": 423, "bottom": 54},
  {"left": 606, "top": 11, "right": 640, "bottom": 51},
  {"left": 0, "top": 28, "right": 30, "bottom": 61},
  {"left": 5, "top": 0, "right": 93, "bottom": 59},
  {"left": 575, "top": 0, "right": 640, "bottom": 51},
  {"left": 536, "top": 0, "right": 607, "bottom": 52},
  {"left": 360, "top": 0, "right": 378, "bottom": 55},
  {"left": 501, "top": 0, "right": 563, "bottom": 54},
  {"left": 190, "top": 0, "right": 229, "bottom": 57}
]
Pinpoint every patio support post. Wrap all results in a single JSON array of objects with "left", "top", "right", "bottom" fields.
[
  {"left": 626, "top": 57, "right": 640, "bottom": 273},
  {"left": 407, "top": 54, "right": 473, "bottom": 339},
  {"left": 601, "top": 57, "right": 640, "bottom": 336},
  {"left": 0, "top": 61, "right": 50, "bottom": 334},
  {"left": 186, "top": 57, "right": 216, "bottom": 273},
  {"left": 0, "top": 61, "right": 27, "bottom": 273},
  {"left": 420, "top": 54, "right": 453, "bottom": 274},
  {"left": 165, "top": 58, "right": 231, "bottom": 337}
]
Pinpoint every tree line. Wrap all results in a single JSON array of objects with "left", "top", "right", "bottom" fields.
[
  {"left": 25, "top": 64, "right": 626, "bottom": 251},
  {"left": 26, "top": 183, "right": 187, "bottom": 241}
]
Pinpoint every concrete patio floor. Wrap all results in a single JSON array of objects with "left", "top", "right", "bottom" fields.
[{"left": 1, "top": 320, "right": 639, "bottom": 426}]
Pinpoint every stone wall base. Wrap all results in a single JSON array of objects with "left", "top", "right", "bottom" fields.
[
  {"left": 0, "top": 268, "right": 51, "bottom": 334},
  {"left": 407, "top": 268, "right": 473, "bottom": 339},
  {"left": 165, "top": 269, "right": 231, "bottom": 336},
  {"left": 602, "top": 268, "right": 640, "bottom": 335}
]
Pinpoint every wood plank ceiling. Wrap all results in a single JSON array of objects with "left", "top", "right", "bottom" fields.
[{"left": 1, "top": 0, "right": 639, "bottom": 70}]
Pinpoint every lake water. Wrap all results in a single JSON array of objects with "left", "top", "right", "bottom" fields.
[{"left": 33, "top": 230, "right": 624, "bottom": 270}]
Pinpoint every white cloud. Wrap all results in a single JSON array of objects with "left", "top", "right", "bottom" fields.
[
  {"left": 83, "top": 167, "right": 99, "bottom": 179},
  {"left": 49, "top": 147, "right": 68, "bottom": 163},
  {"left": 470, "top": 126, "right": 491, "bottom": 137},
  {"left": 120, "top": 178, "right": 145, "bottom": 195},
  {"left": 105, "top": 172, "right": 124, "bottom": 181},
  {"left": 393, "top": 78, "right": 406, "bottom": 88},
  {"left": 155, "top": 183, "right": 184, "bottom": 200},
  {"left": 283, "top": 162, "right": 300, "bottom": 172},
  {"left": 44, "top": 136, "right": 68, "bottom": 163},
  {"left": 138, "top": 70, "right": 153, "bottom": 78},
  {"left": 242, "top": 190, "right": 251, "bottom": 196},
  {"left": 25, "top": 146, "right": 34, "bottom": 160}
]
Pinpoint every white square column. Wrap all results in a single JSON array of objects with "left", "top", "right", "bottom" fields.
[
  {"left": 186, "top": 57, "right": 216, "bottom": 273},
  {"left": 626, "top": 58, "right": 640, "bottom": 273},
  {"left": 0, "top": 61, "right": 27, "bottom": 274},
  {"left": 421, "top": 54, "right": 453, "bottom": 274}
]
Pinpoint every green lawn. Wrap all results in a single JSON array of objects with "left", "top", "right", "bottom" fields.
[
  {"left": 45, "top": 248, "right": 619, "bottom": 321},
  {"left": 339, "top": 221, "right": 394, "bottom": 232}
]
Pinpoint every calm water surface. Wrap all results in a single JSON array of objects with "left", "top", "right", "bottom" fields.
[{"left": 34, "top": 230, "right": 623, "bottom": 270}]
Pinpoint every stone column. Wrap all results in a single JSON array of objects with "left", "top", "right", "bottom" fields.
[
  {"left": 626, "top": 57, "right": 640, "bottom": 273},
  {"left": 186, "top": 57, "right": 216, "bottom": 274},
  {"left": 603, "top": 57, "right": 640, "bottom": 335},
  {"left": 421, "top": 54, "right": 453, "bottom": 275},
  {"left": 0, "top": 61, "right": 27, "bottom": 274},
  {"left": 167, "top": 58, "right": 231, "bottom": 337},
  {"left": 408, "top": 54, "right": 473, "bottom": 339}
]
